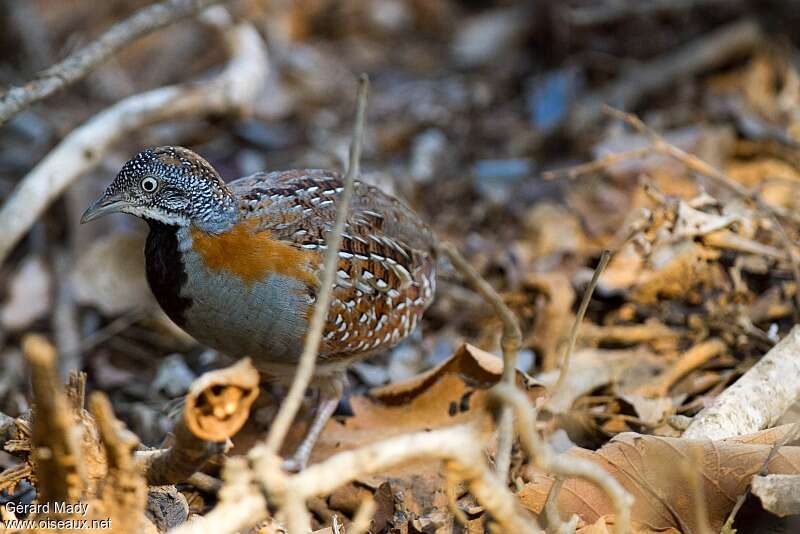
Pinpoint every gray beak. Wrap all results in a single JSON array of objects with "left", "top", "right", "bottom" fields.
[{"left": 80, "top": 194, "right": 128, "bottom": 223}]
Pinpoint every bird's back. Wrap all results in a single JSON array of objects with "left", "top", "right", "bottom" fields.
[{"left": 230, "top": 169, "right": 436, "bottom": 363}]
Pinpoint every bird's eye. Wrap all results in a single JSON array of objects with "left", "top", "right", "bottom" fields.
[{"left": 141, "top": 177, "right": 159, "bottom": 193}]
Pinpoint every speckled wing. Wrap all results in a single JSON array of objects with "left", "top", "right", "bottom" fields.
[{"left": 229, "top": 169, "right": 436, "bottom": 359}]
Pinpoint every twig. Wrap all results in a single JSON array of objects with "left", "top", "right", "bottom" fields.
[
  {"left": 602, "top": 106, "right": 800, "bottom": 225},
  {"left": 52, "top": 250, "right": 82, "bottom": 378},
  {"left": 637, "top": 338, "right": 726, "bottom": 398},
  {"left": 89, "top": 392, "right": 149, "bottom": 528},
  {"left": 138, "top": 359, "right": 259, "bottom": 485},
  {"left": 0, "top": 9, "right": 268, "bottom": 265},
  {"left": 0, "top": 0, "right": 226, "bottom": 125},
  {"left": 0, "top": 463, "right": 32, "bottom": 495},
  {"left": 23, "top": 334, "right": 85, "bottom": 505},
  {"left": 551, "top": 251, "right": 611, "bottom": 397},
  {"left": 542, "top": 147, "right": 652, "bottom": 181},
  {"left": 286, "top": 425, "right": 540, "bottom": 533},
  {"left": 493, "top": 384, "right": 632, "bottom": 534},
  {"left": 540, "top": 477, "right": 579, "bottom": 534},
  {"left": 683, "top": 326, "right": 800, "bottom": 440},
  {"left": 348, "top": 497, "right": 376, "bottom": 534},
  {"left": 136, "top": 418, "right": 223, "bottom": 486},
  {"left": 169, "top": 457, "right": 267, "bottom": 534},
  {"left": 187, "top": 472, "right": 223, "bottom": 494},
  {"left": 264, "top": 75, "right": 369, "bottom": 455},
  {"left": 440, "top": 242, "right": 522, "bottom": 482}
]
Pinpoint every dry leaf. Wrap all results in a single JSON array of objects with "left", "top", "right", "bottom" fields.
[{"left": 519, "top": 428, "right": 800, "bottom": 532}]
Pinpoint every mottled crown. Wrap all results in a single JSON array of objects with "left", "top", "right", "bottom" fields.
[{"left": 109, "top": 146, "right": 237, "bottom": 230}]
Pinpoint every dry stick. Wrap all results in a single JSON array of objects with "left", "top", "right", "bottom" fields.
[
  {"left": 551, "top": 250, "right": 611, "bottom": 397},
  {"left": 683, "top": 325, "right": 800, "bottom": 440},
  {"left": 440, "top": 242, "right": 522, "bottom": 482},
  {"left": 602, "top": 105, "right": 800, "bottom": 225},
  {"left": 493, "top": 384, "right": 632, "bottom": 534},
  {"left": 23, "top": 334, "right": 85, "bottom": 505},
  {"left": 0, "top": 8, "right": 268, "bottom": 265},
  {"left": 89, "top": 392, "right": 149, "bottom": 528},
  {"left": 638, "top": 338, "right": 726, "bottom": 398},
  {"left": 136, "top": 419, "right": 224, "bottom": 486},
  {"left": 541, "top": 477, "right": 579, "bottom": 534},
  {"left": 542, "top": 147, "right": 652, "bottom": 181},
  {"left": 286, "top": 425, "right": 541, "bottom": 533},
  {"left": 187, "top": 472, "right": 223, "bottom": 493},
  {"left": 169, "top": 457, "right": 267, "bottom": 534},
  {"left": 0, "top": 464, "right": 32, "bottom": 495},
  {"left": 0, "top": 0, "right": 226, "bottom": 126},
  {"left": 138, "top": 358, "right": 259, "bottom": 485},
  {"left": 348, "top": 497, "right": 376, "bottom": 534},
  {"left": 264, "top": 75, "right": 369, "bottom": 455}
]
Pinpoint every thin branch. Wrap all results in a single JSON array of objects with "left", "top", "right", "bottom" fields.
[
  {"left": 265, "top": 75, "right": 370, "bottom": 454},
  {"left": 551, "top": 250, "right": 611, "bottom": 397},
  {"left": 348, "top": 497, "right": 376, "bottom": 534},
  {"left": 542, "top": 147, "right": 653, "bottom": 181},
  {"left": 540, "top": 477, "right": 579, "bottom": 534},
  {"left": 493, "top": 384, "right": 632, "bottom": 534},
  {"left": 286, "top": 425, "right": 540, "bottom": 533},
  {"left": 137, "top": 359, "right": 259, "bottom": 485},
  {"left": 24, "top": 335, "right": 85, "bottom": 505},
  {"left": 0, "top": 0, "right": 226, "bottom": 126},
  {"left": 602, "top": 105, "right": 800, "bottom": 225},
  {"left": 0, "top": 9, "right": 268, "bottom": 265},
  {"left": 89, "top": 392, "right": 149, "bottom": 528},
  {"left": 683, "top": 326, "right": 800, "bottom": 440},
  {"left": 439, "top": 242, "right": 523, "bottom": 482},
  {"left": 169, "top": 457, "right": 267, "bottom": 534}
]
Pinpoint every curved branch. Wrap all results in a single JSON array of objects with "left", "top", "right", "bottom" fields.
[
  {"left": 0, "top": 11, "right": 268, "bottom": 264},
  {"left": 0, "top": 0, "right": 226, "bottom": 126}
]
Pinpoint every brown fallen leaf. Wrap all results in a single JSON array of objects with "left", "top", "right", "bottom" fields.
[
  {"left": 518, "top": 426, "right": 800, "bottom": 532},
  {"left": 313, "top": 343, "right": 545, "bottom": 459},
  {"left": 238, "top": 344, "right": 546, "bottom": 528}
]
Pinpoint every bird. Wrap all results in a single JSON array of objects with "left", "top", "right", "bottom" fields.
[{"left": 81, "top": 146, "right": 436, "bottom": 468}]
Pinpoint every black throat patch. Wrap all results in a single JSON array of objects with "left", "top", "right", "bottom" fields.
[{"left": 144, "top": 220, "right": 192, "bottom": 327}]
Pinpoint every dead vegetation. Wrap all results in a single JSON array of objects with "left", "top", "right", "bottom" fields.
[{"left": 4, "top": 0, "right": 800, "bottom": 533}]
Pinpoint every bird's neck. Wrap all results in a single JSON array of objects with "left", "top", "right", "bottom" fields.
[{"left": 187, "top": 194, "right": 240, "bottom": 234}]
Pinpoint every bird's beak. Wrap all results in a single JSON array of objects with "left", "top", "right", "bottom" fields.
[{"left": 80, "top": 194, "right": 128, "bottom": 223}]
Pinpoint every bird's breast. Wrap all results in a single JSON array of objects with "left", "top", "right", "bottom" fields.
[{"left": 145, "top": 222, "right": 316, "bottom": 366}]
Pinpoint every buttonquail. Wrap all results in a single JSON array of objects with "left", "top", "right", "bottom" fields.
[{"left": 82, "top": 146, "right": 436, "bottom": 467}]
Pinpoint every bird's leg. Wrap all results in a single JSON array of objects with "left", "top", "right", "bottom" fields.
[{"left": 282, "top": 375, "right": 344, "bottom": 472}]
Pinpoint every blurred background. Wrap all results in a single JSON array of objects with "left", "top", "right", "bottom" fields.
[{"left": 2, "top": 0, "right": 800, "bottom": 466}]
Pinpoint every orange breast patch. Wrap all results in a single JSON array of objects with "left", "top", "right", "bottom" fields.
[{"left": 190, "top": 219, "right": 319, "bottom": 287}]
